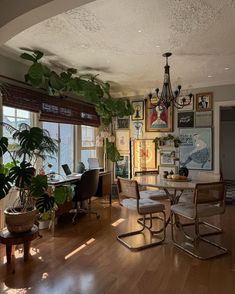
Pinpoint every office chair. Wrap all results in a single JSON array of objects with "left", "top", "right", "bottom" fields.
[
  {"left": 171, "top": 182, "right": 228, "bottom": 259},
  {"left": 117, "top": 177, "right": 166, "bottom": 251},
  {"left": 72, "top": 169, "right": 100, "bottom": 223}
]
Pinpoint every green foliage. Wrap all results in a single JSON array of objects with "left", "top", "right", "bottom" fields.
[
  {"left": 35, "top": 194, "right": 55, "bottom": 213},
  {"left": 106, "top": 140, "right": 121, "bottom": 162},
  {"left": 0, "top": 124, "right": 58, "bottom": 212},
  {"left": 20, "top": 49, "right": 134, "bottom": 126},
  {"left": 54, "top": 186, "right": 73, "bottom": 204},
  {"left": 0, "top": 137, "right": 8, "bottom": 157},
  {"left": 0, "top": 174, "right": 12, "bottom": 199}
]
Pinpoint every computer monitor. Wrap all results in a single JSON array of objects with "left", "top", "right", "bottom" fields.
[
  {"left": 88, "top": 158, "right": 104, "bottom": 171},
  {"left": 61, "top": 164, "right": 72, "bottom": 176}
]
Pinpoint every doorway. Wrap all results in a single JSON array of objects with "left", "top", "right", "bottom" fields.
[{"left": 220, "top": 106, "right": 235, "bottom": 202}]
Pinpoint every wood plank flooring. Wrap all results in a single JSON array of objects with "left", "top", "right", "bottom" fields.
[{"left": 0, "top": 199, "right": 234, "bottom": 294}]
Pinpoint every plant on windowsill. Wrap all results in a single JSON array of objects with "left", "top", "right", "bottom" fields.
[
  {"left": 19, "top": 49, "right": 134, "bottom": 162},
  {"left": 153, "top": 134, "right": 182, "bottom": 150},
  {"left": 0, "top": 122, "right": 58, "bottom": 233}
]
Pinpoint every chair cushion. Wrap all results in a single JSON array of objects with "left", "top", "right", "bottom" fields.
[
  {"left": 140, "top": 190, "right": 169, "bottom": 200},
  {"left": 121, "top": 198, "right": 165, "bottom": 214},
  {"left": 171, "top": 202, "right": 224, "bottom": 219}
]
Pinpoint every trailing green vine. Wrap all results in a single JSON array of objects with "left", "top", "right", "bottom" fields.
[
  {"left": 20, "top": 49, "right": 134, "bottom": 161},
  {"left": 20, "top": 50, "right": 134, "bottom": 126}
]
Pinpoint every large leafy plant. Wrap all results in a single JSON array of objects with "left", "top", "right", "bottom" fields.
[
  {"left": 20, "top": 49, "right": 134, "bottom": 126},
  {"left": 0, "top": 123, "right": 58, "bottom": 213},
  {"left": 20, "top": 49, "right": 134, "bottom": 162}
]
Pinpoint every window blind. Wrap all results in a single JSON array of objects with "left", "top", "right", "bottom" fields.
[{"left": 1, "top": 83, "right": 100, "bottom": 127}]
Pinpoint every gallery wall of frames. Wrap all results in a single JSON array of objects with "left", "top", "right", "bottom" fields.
[{"left": 114, "top": 92, "right": 214, "bottom": 179}]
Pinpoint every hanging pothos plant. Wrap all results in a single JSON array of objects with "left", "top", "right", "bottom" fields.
[{"left": 20, "top": 49, "right": 134, "bottom": 162}]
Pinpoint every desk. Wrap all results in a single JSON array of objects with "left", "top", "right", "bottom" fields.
[{"left": 48, "top": 171, "right": 112, "bottom": 203}]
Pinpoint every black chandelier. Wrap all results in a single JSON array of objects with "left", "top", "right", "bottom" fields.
[{"left": 148, "top": 52, "right": 193, "bottom": 110}]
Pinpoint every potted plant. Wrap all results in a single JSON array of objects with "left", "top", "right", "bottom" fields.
[
  {"left": 0, "top": 123, "right": 58, "bottom": 233},
  {"left": 19, "top": 49, "right": 134, "bottom": 162}
]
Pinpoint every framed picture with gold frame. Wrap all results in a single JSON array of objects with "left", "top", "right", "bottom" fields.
[
  {"left": 145, "top": 99, "right": 173, "bottom": 132},
  {"left": 196, "top": 92, "right": 213, "bottom": 111},
  {"left": 133, "top": 139, "right": 156, "bottom": 170}
]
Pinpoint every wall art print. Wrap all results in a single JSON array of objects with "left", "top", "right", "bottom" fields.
[
  {"left": 179, "top": 128, "right": 212, "bottom": 170},
  {"left": 133, "top": 139, "right": 156, "bottom": 170},
  {"left": 114, "top": 155, "right": 130, "bottom": 179},
  {"left": 177, "top": 111, "right": 194, "bottom": 128},
  {"left": 145, "top": 99, "right": 173, "bottom": 132},
  {"left": 131, "top": 100, "right": 144, "bottom": 120}
]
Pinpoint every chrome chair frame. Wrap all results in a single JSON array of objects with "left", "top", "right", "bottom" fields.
[
  {"left": 117, "top": 178, "right": 166, "bottom": 251},
  {"left": 170, "top": 182, "right": 228, "bottom": 259}
]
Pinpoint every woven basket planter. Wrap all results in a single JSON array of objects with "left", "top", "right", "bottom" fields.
[{"left": 4, "top": 207, "right": 38, "bottom": 233}]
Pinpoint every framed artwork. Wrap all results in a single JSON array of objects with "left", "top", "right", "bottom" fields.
[
  {"left": 195, "top": 111, "right": 213, "bottom": 127},
  {"left": 158, "top": 165, "right": 177, "bottom": 178},
  {"left": 179, "top": 128, "right": 212, "bottom": 170},
  {"left": 114, "top": 155, "right": 130, "bottom": 179},
  {"left": 177, "top": 95, "right": 194, "bottom": 111},
  {"left": 196, "top": 92, "right": 213, "bottom": 111},
  {"left": 133, "top": 139, "right": 156, "bottom": 170},
  {"left": 177, "top": 111, "right": 194, "bottom": 128},
  {"left": 145, "top": 99, "right": 173, "bottom": 132},
  {"left": 160, "top": 150, "right": 175, "bottom": 165},
  {"left": 133, "top": 121, "right": 143, "bottom": 139},
  {"left": 116, "top": 116, "right": 130, "bottom": 129},
  {"left": 115, "top": 130, "right": 130, "bottom": 152},
  {"left": 131, "top": 100, "right": 144, "bottom": 120}
]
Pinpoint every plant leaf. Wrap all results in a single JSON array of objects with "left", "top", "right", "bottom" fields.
[
  {"left": 0, "top": 137, "right": 8, "bottom": 157},
  {"left": 0, "top": 174, "right": 12, "bottom": 199},
  {"left": 20, "top": 53, "right": 37, "bottom": 62},
  {"left": 30, "top": 175, "right": 48, "bottom": 198},
  {"left": 35, "top": 193, "right": 55, "bottom": 213}
]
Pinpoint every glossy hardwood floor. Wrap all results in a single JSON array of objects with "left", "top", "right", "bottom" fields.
[{"left": 0, "top": 199, "right": 235, "bottom": 294}]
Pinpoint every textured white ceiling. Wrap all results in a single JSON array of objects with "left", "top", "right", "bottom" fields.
[{"left": 3, "top": 0, "right": 235, "bottom": 97}]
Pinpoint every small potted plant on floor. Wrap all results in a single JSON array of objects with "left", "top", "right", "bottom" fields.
[{"left": 0, "top": 123, "right": 58, "bottom": 233}]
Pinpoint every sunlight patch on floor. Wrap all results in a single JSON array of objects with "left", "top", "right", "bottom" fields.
[
  {"left": 64, "top": 238, "right": 95, "bottom": 260},
  {"left": 111, "top": 218, "right": 125, "bottom": 227}
]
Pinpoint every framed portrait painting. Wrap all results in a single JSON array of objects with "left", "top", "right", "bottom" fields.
[
  {"left": 115, "top": 130, "right": 130, "bottom": 152},
  {"left": 114, "top": 155, "right": 130, "bottom": 179},
  {"left": 145, "top": 99, "right": 173, "bottom": 132},
  {"left": 179, "top": 128, "right": 212, "bottom": 170},
  {"left": 133, "top": 139, "right": 156, "bottom": 170},
  {"left": 131, "top": 100, "right": 144, "bottom": 120},
  {"left": 177, "top": 94, "right": 194, "bottom": 111},
  {"left": 196, "top": 92, "right": 213, "bottom": 111}
]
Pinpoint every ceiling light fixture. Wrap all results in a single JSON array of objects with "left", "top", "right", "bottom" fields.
[
  {"left": 148, "top": 52, "right": 192, "bottom": 110},
  {"left": 138, "top": 30, "right": 142, "bottom": 33},
  {"left": 224, "top": 67, "right": 230, "bottom": 70},
  {"left": 208, "top": 75, "right": 213, "bottom": 78}
]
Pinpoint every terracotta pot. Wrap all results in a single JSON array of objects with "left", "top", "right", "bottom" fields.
[{"left": 4, "top": 207, "right": 38, "bottom": 233}]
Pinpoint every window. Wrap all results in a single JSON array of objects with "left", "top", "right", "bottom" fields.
[
  {"left": 81, "top": 125, "right": 97, "bottom": 169},
  {"left": 2, "top": 106, "right": 31, "bottom": 163},
  {"left": 42, "top": 122, "right": 75, "bottom": 175}
]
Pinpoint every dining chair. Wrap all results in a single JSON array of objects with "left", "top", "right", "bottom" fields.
[
  {"left": 117, "top": 177, "right": 166, "bottom": 251},
  {"left": 72, "top": 169, "right": 100, "bottom": 223},
  {"left": 170, "top": 182, "right": 228, "bottom": 259}
]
